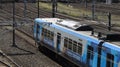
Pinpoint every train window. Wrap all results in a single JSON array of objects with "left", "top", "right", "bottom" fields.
[
  {"left": 44, "top": 29, "right": 47, "bottom": 37},
  {"left": 51, "top": 32, "right": 54, "bottom": 40},
  {"left": 73, "top": 41, "right": 77, "bottom": 52},
  {"left": 41, "top": 28, "right": 54, "bottom": 41},
  {"left": 106, "top": 53, "right": 114, "bottom": 67},
  {"left": 78, "top": 43, "right": 83, "bottom": 55},
  {"left": 47, "top": 30, "right": 51, "bottom": 38},
  {"left": 87, "top": 46, "right": 94, "bottom": 60},
  {"left": 68, "top": 39, "right": 72, "bottom": 50},
  {"left": 64, "top": 37, "right": 68, "bottom": 48},
  {"left": 50, "top": 31, "right": 54, "bottom": 41}
]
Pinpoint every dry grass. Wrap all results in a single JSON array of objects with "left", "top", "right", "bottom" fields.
[{"left": 39, "top": 2, "right": 120, "bottom": 25}]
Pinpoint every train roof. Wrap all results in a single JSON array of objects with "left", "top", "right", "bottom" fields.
[{"left": 35, "top": 18, "right": 120, "bottom": 49}]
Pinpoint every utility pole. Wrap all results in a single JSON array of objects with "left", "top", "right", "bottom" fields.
[
  {"left": 55, "top": 0, "right": 58, "bottom": 12},
  {"left": 37, "top": 0, "right": 39, "bottom": 18},
  {"left": 106, "top": 0, "right": 112, "bottom": 4},
  {"left": 67, "top": 0, "right": 70, "bottom": 6},
  {"left": 85, "top": 0, "right": 87, "bottom": 8},
  {"left": 24, "top": 0, "right": 27, "bottom": 21},
  {"left": 12, "top": 1, "right": 17, "bottom": 47},
  {"left": 92, "top": 0, "right": 95, "bottom": 20},
  {"left": 52, "top": 0, "right": 57, "bottom": 18},
  {"left": 108, "top": 12, "right": 111, "bottom": 31},
  {"left": 35, "top": 0, "right": 40, "bottom": 46},
  {"left": 0, "top": 0, "right": 2, "bottom": 9}
]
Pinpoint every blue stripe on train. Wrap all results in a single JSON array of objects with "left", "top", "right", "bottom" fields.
[
  {"left": 103, "top": 42, "right": 120, "bottom": 52},
  {"left": 43, "top": 37, "right": 54, "bottom": 47},
  {"left": 66, "top": 49, "right": 81, "bottom": 61}
]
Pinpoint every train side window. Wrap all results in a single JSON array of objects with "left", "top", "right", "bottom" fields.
[
  {"left": 73, "top": 41, "right": 77, "bottom": 52},
  {"left": 106, "top": 53, "right": 114, "bottom": 67},
  {"left": 68, "top": 39, "right": 72, "bottom": 50},
  {"left": 64, "top": 37, "right": 68, "bottom": 48},
  {"left": 87, "top": 45, "right": 94, "bottom": 60},
  {"left": 47, "top": 30, "right": 51, "bottom": 39},
  {"left": 50, "top": 32, "right": 54, "bottom": 41},
  {"left": 78, "top": 43, "right": 83, "bottom": 55}
]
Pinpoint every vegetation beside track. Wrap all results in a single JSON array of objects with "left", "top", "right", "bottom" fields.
[
  {"left": 39, "top": 2, "right": 120, "bottom": 25},
  {"left": 39, "top": 2, "right": 91, "bottom": 17}
]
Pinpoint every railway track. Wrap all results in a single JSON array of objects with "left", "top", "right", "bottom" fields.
[
  {"left": 0, "top": 26, "right": 61, "bottom": 67},
  {"left": 1, "top": 3, "right": 120, "bottom": 35},
  {"left": 0, "top": 3, "right": 34, "bottom": 21},
  {"left": 16, "top": 28, "right": 35, "bottom": 47},
  {"left": 0, "top": 3, "right": 120, "bottom": 67},
  {"left": 2, "top": 26, "right": 35, "bottom": 47},
  {"left": 1, "top": 3, "right": 120, "bottom": 36},
  {"left": 0, "top": 50, "right": 20, "bottom": 67},
  {"left": 0, "top": 3, "right": 36, "bottom": 36},
  {"left": 70, "top": 3, "right": 120, "bottom": 15},
  {"left": 37, "top": 8, "right": 120, "bottom": 33}
]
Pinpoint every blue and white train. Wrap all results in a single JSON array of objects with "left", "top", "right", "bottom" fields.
[{"left": 34, "top": 18, "right": 120, "bottom": 67}]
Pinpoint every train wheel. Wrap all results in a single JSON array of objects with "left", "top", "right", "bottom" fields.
[{"left": 38, "top": 44, "right": 43, "bottom": 51}]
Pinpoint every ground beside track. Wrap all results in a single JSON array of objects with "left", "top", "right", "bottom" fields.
[{"left": 0, "top": 27, "right": 61, "bottom": 67}]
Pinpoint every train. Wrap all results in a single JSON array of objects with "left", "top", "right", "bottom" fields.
[{"left": 34, "top": 18, "right": 120, "bottom": 67}]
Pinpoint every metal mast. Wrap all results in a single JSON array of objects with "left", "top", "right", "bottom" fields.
[
  {"left": 35, "top": 0, "right": 40, "bottom": 46},
  {"left": 24, "top": 0, "right": 27, "bottom": 21},
  {"left": 52, "top": 0, "right": 55, "bottom": 17},
  {"left": 108, "top": 12, "right": 111, "bottom": 31},
  {"left": 12, "top": 1, "right": 17, "bottom": 47},
  {"left": 37, "top": 0, "right": 40, "bottom": 17},
  {"left": 92, "top": 0, "right": 95, "bottom": 20}
]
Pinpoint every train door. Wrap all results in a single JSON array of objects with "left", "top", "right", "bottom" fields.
[
  {"left": 97, "top": 41, "right": 104, "bottom": 67},
  {"left": 106, "top": 53, "right": 114, "bottom": 67},
  {"left": 87, "top": 45, "right": 94, "bottom": 67},
  {"left": 56, "top": 33, "right": 61, "bottom": 52},
  {"left": 36, "top": 24, "right": 40, "bottom": 41}
]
